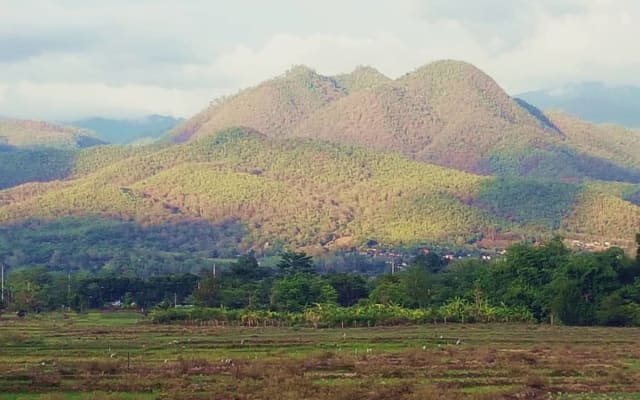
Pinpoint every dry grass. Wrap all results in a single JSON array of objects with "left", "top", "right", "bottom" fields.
[{"left": 1, "top": 314, "right": 639, "bottom": 399}]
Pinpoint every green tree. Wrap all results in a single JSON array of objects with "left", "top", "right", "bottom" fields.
[
  {"left": 412, "top": 252, "right": 445, "bottom": 274},
  {"left": 369, "top": 275, "right": 408, "bottom": 306},
  {"left": 401, "top": 265, "right": 434, "bottom": 308},
  {"left": 326, "top": 272, "right": 369, "bottom": 307},
  {"left": 271, "top": 273, "right": 336, "bottom": 312},
  {"left": 193, "top": 272, "right": 221, "bottom": 307},
  {"left": 277, "top": 251, "right": 315, "bottom": 275}
]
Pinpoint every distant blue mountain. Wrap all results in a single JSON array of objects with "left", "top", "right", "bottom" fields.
[
  {"left": 516, "top": 82, "right": 640, "bottom": 128},
  {"left": 69, "top": 114, "right": 183, "bottom": 144}
]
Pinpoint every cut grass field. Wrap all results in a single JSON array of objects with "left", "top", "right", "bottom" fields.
[{"left": 0, "top": 312, "right": 639, "bottom": 399}]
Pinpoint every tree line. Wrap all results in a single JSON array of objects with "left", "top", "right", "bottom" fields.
[{"left": 2, "top": 236, "right": 640, "bottom": 327}]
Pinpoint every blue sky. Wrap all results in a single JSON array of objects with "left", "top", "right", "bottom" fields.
[{"left": 1, "top": 0, "right": 638, "bottom": 120}]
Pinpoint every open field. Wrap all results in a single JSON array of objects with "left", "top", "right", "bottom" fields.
[{"left": 1, "top": 312, "right": 640, "bottom": 399}]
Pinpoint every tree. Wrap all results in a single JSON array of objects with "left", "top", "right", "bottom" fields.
[
  {"left": 401, "top": 265, "right": 434, "bottom": 308},
  {"left": 277, "top": 251, "right": 315, "bottom": 275},
  {"left": 326, "top": 272, "right": 369, "bottom": 307},
  {"left": 271, "top": 274, "right": 336, "bottom": 312},
  {"left": 483, "top": 238, "right": 569, "bottom": 321},
  {"left": 369, "top": 275, "right": 407, "bottom": 306},
  {"left": 193, "top": 272, "right": 221, "bottom": 307},
  {"left": 229, "top": 253, "right": 262, "bottom": 280},
  {"left": 412, "top": 252, "right": 445, "bottom": 274}
]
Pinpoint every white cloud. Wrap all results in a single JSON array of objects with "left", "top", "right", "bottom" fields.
[
  {"left": 0, "top": 0, "right": 639, "bottom": 119},
  {"left": 0, "top": 81, "right": 221, "bottom": 121}
]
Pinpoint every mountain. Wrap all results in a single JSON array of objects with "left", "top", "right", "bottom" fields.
[
  {"left": 0, "top": 119, "right": 104, "bottom": 149},
  {"left": 332, "top": 65, "right": 391, "bottom": 92},
  {"left": 0, "top": 119, "right": 107, "bottom": 190},
  {"left": 298, "top": 61, "right": 564, "bottom": 174},
  {"left": 516, "top": 82, "right": 640, "bottom": 128},
  {"left": 171, "top": 61, "right": 640, "bottom": 183},
  {"left": 171, "top": 66, "right": 348, "bottom": 142},
  {"left": 70, "top": 114, "right": 183, "bottom": 144},
  {"left": 544, "top": 111, "right": 640, "bottom": 169},
  {"left": 0, "top": 128, "right": 638, "bottom": 254},
  {"left": 0, "top": 129, "right": 497, "bottom": 250},
  {"left": 1, "top": 61, "right": 639, "bottom": 259}
]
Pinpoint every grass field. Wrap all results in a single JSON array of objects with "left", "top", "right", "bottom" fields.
[{"left": 1, "top": 312, "right": 639, "bottom": 399}]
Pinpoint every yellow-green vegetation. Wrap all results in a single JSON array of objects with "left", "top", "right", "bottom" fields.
[
  {"left": 1, "top": 127, "right": 638, "bottom": 250},
  {"left": 0, "top": 129, "right": 495, "bottom": 249},
  {"left": 547, "top": 111, "right": 640, "bottom": 168},
  {"left": 563, "top": 184, "right": 640, "bottom": 244},
  {"left": 0, "top": 119, "right": 104, "bottom": 149},
  {"left": 1, "top": 312, "right": 639, "bottom": 399},
  {"left": 172, "top": 60, "right": 568, "bottom": 175},
  {"left": 332, "top": 65, "right": 391, "bottom": 92},
  {"left": 0, "top": 148, "right": 75, "bottom": 190},
  {"left": 171, "top": 65, "right": 347, "bottom": 142},
  {"left": 2, "top": 61, "right": 640, "bottom": 251},
  {"left": 168, "top": 60, "right": 640, "bottom": 184}
]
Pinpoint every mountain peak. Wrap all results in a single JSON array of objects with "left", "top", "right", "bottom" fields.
[
  {"left": 334, "top": 65, "right": 391, "bottom": 92},
  {"left": 401, "top": 60, "right": 497, "bottom": 90},
  {"left": 0, "top": 119, "right": 104, "bottom": 149},
  {"left": 282, "top": 65, "right": 319, "bottom": 79}
]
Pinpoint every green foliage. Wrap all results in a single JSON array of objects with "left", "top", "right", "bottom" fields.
[
  {"left": 487, "top": 145, "right": 640, "bottom": 183},
  {"left": 0, "top": 148, "right": 75, "bottom": 189},
  {"left": 271, "top": 273, "right": 337, "bottom": 312},
  {"left": 0, "top": 132, "right": 498, "bottom": 249},
  {"left": 277, "top": 251, "right": 315, "bottom": 275},
  {"left": 325, "top": 272, "right": 370, "bottom": 306},
  {"left": 0, "top": 217, "right": 243, "bottom": 276},
  {"left": 4, "top": 237, "right": 640, "bottom": 327},
  {"left": 474, "top": 179, "right": 580, "bottom": 228}
]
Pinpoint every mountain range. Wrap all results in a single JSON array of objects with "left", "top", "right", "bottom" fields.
[
  {"left": 0, "top": 119, "right": 104, "bottom": 149},
  {"left": 0, "top": 60, "right": 639, "bottom": 259},
  {"left": 70, "top": 115, "right": 183, "bottom": 144},
  {"left": 517, "top": 82, "right": 640, "bottom": 128}
]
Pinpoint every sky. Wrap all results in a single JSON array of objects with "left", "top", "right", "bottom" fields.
[{"left": 1, "top": 0, "right": 639, "bottom": 120}]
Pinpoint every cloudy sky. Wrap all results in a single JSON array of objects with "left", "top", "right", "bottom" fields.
[{"left": 1, "top": 0, "right": 638, "bottom": 120}]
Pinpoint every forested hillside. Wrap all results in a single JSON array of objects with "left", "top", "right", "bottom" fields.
[
  {"left": 1, "top": 128, "right": 638, "bottom": 263},
  {"left": 0, "top": 119, "right": 104, "bottom": 149},
  {"left": 0, "top": 60, "right": 639, "bottom": 272},
  {"left": 170, "top": 61, "right": 640, "bottom": 184}
]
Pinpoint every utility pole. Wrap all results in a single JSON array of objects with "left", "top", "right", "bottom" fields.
[{"left": 1, "top": 262, "right": 4, "bottom": 303}]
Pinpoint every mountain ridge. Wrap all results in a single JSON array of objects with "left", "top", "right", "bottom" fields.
[
  {"left": 70, "top": 114, "right": 183, "bottom": 144},
  {"left": 517, "top": 82, "right": 640, "bottom": 128},
  {"left": 170, "top": 60, "right": 640, "bottom": 182},
  {"left": 1, "top": 61, "right": 639, "bottom": 254},
  {"left": 0, "top": 119, "right": 105, "bottom": 149}
]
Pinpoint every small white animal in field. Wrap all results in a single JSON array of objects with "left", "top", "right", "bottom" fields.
[
  {"left": 455, "top": 339, "right": 461, "bottom": 345},
  {"left": 110, "top": 353, "right": 117, "bottom": 358},
  {"left": 366, "top": 348, "right": 372, "bottom": 353},
  {"left": 422, "top": 345, "right": 427, "bottom": 350}
]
